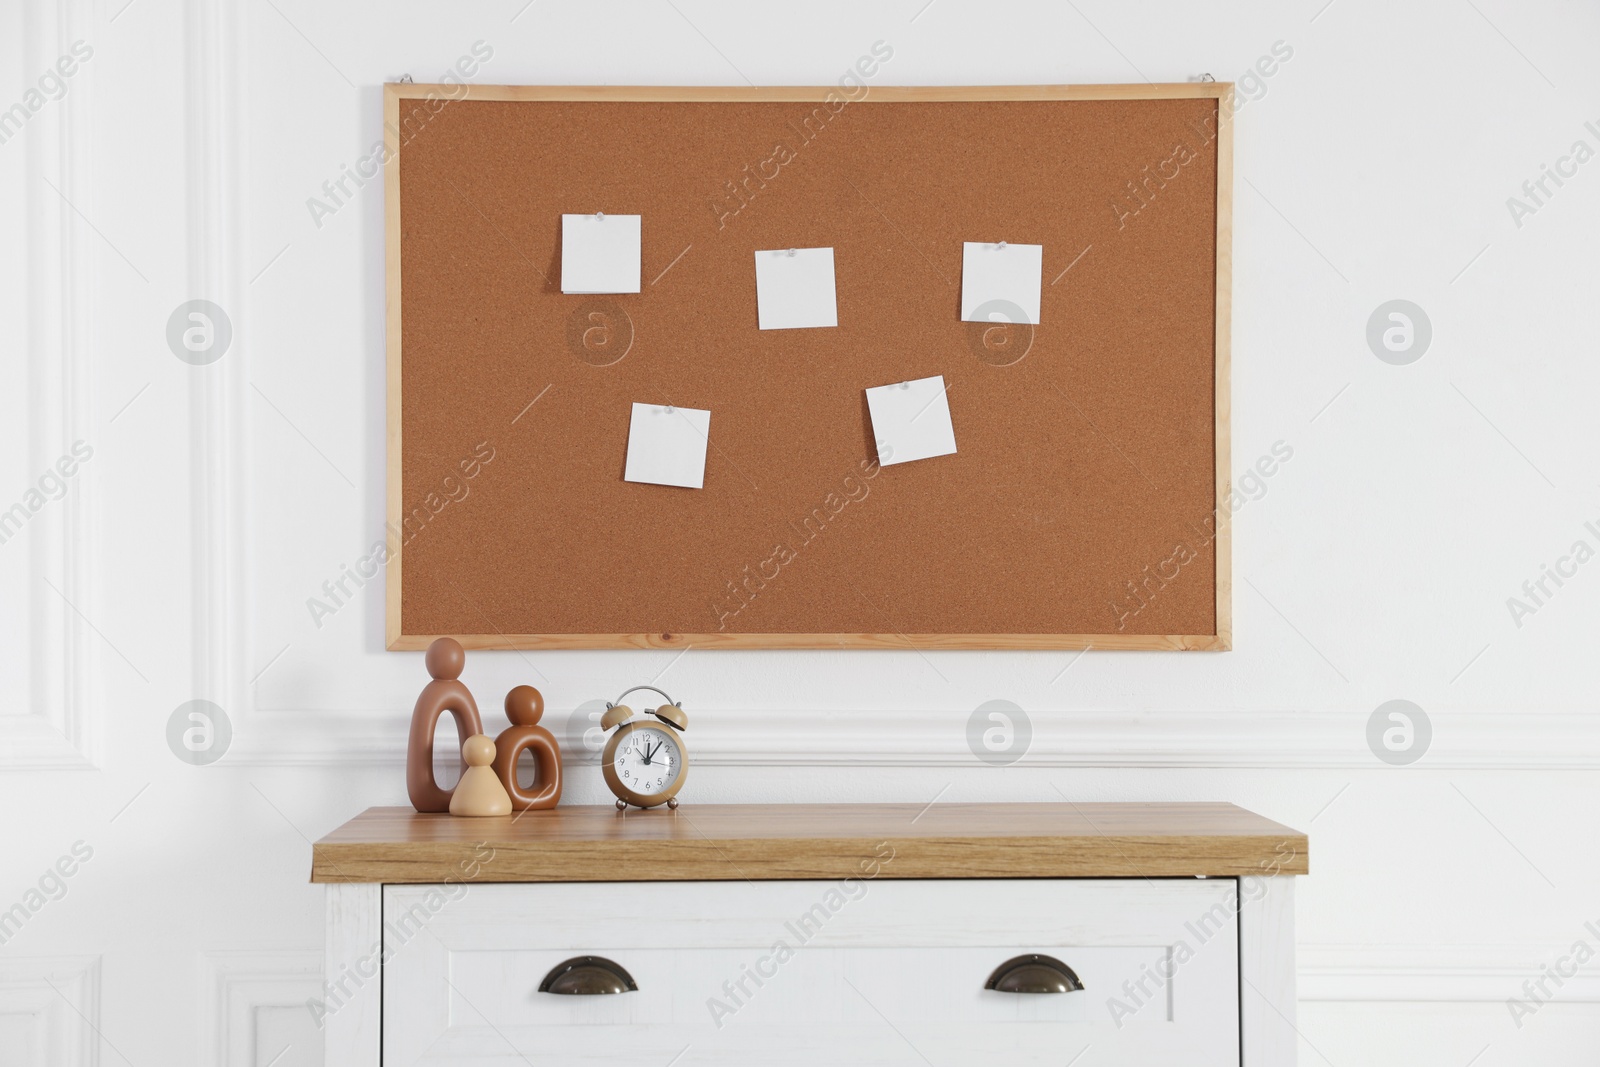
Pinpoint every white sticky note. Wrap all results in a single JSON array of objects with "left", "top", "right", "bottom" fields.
[
  {"left": 864, "top": 375, "right": 957, "bottom": 467},
  {"left": 754, "top": 247, "right": 838, "bottom": 330},
  {"left": 624, "top": 402, "right": 711, "bottom": 489},
  {"left": 960, "top": 241, "right": 1043, "bottom": 324},
  {"left": 561, "top": 213, "right": 641, "bottom": 294}
]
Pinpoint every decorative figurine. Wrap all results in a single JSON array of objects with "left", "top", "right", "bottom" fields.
[
  {"left": 406, "top": 637, "right": 485, "bottom": 813},
  {"left": 492, "top": 685, "right": 563, "bottom": 810},
  {"left": 449, "top": 735, "right": 512, "bottom": 817}
]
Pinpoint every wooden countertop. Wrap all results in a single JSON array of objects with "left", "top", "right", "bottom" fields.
[{"left": 311, "top": 803, "right": 1308, "bottom": 883}]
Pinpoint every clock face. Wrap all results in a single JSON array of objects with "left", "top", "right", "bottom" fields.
[{"left": 610, "top": 726, "right": 682, "bottom": 796}]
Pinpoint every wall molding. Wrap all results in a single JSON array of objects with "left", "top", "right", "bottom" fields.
[
  {"left": 187, "top": 0, "right": 249, "bottom": 725},
  {"left": 0, "top": 955, "right": 101, "bottom": 1067},
  {"left": 225, "top": 707, "right": 1600, "bottom": 769},
  {"left": 0, "top": 0, "right": 98, "bottom": 770},
  {"left": 206, "top": 951, "right": 324, "bottom": 1067},
  {"left": 1300, "top": 944, "right": 1600, "bottom": 1004}
]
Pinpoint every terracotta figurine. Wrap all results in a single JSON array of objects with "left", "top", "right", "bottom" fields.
[
  {"left": 406, "top": 637, "right": 485, "bottom": 812},
  {"left": 492, "top": 684, "right": 563, "bottom": 810}
]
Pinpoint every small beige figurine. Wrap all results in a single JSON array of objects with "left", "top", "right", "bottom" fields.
[{"left": 449, "top": 734, "right": 512, "bottom": 817}]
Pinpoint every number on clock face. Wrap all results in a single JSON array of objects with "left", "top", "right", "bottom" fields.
[{"left": 613, "top": 727, "right": 681, "bottom": 795}]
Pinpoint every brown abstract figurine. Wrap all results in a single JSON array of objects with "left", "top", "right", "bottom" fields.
[
  {"left": 492, "top": 685, "right": 563, "bottom": 810},
  {"left": 450, "top": 735, "right": 513, "bottom": 817},
  {"left": 406, "top": 637, "right": 485, "bottom": 813}
]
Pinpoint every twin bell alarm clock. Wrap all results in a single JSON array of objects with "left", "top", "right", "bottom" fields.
[{"left": 600, "top": 685, "right": 689, "bottom": 810}]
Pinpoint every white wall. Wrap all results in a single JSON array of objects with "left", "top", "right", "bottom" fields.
[{"left": 3, "top": 0, "right": 1600, "bottom": 1063}]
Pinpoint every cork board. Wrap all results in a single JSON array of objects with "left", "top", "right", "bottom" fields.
[{"left": 384, "top": 84, "right": 1232, "bottom": 651}]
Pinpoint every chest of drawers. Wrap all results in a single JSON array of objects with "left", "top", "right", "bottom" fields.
[{"left": 312, "top": 803, "right": 1307, "bottom": 1066}]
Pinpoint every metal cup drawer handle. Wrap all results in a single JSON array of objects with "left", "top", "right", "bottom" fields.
[
  {"left": 539, "top": 956, "right": 639, "bottom": 995},
  {"left": 984, "top": 953, "right": 1084, "bottom": 994}
]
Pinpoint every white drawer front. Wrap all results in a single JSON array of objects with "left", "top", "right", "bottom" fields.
[{"left": 383, "top": 878, "right": 1241, "bottom": 1066}]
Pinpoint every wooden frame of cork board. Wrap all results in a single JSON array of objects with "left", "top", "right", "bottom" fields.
[{"left": 384, "top": 82, "right": 1232, "bottom": 652}]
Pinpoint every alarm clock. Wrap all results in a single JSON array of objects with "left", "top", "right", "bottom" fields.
[{"left": 600, "top": 686, "right": 689, "bottom": 811}]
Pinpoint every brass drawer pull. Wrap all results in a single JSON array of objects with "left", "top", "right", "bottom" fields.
[
  {"left": 984, "top": 953, "right": 1084, "bottom": 994},
  {"left": 538, "top": 956, "right": 638, "bottom": 995}
]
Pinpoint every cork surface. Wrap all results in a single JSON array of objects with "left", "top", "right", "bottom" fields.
[{"left": 393, "top": 92, "right": 1222, "bottom": 642}]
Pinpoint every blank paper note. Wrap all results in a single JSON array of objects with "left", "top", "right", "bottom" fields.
[
  {"left": 960, "top": 241, "right": 1043, "bottom": 324},
  {"left": 864, "top": 375, "right": 957, "bottom": 467},
  {"left": 624, "top": 402, "right": 711, "bottom": 489},
  {"left": 561, "top": 214, "right": 642, "bottom": 294},
  {"left": 754, "top": 247, "right": 838, "bottom": 330}
]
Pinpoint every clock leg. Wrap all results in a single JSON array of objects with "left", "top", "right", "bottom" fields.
[
  {"left": 667, "top": 798, "right": 679, "bottom": 810},
  {"left": 615, "top": 798, "right": 628, "bottom": 812}
]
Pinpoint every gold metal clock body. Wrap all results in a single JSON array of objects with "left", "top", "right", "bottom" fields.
[{"left": 601, "top": 720, "right": 688, "bottom": 809}]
